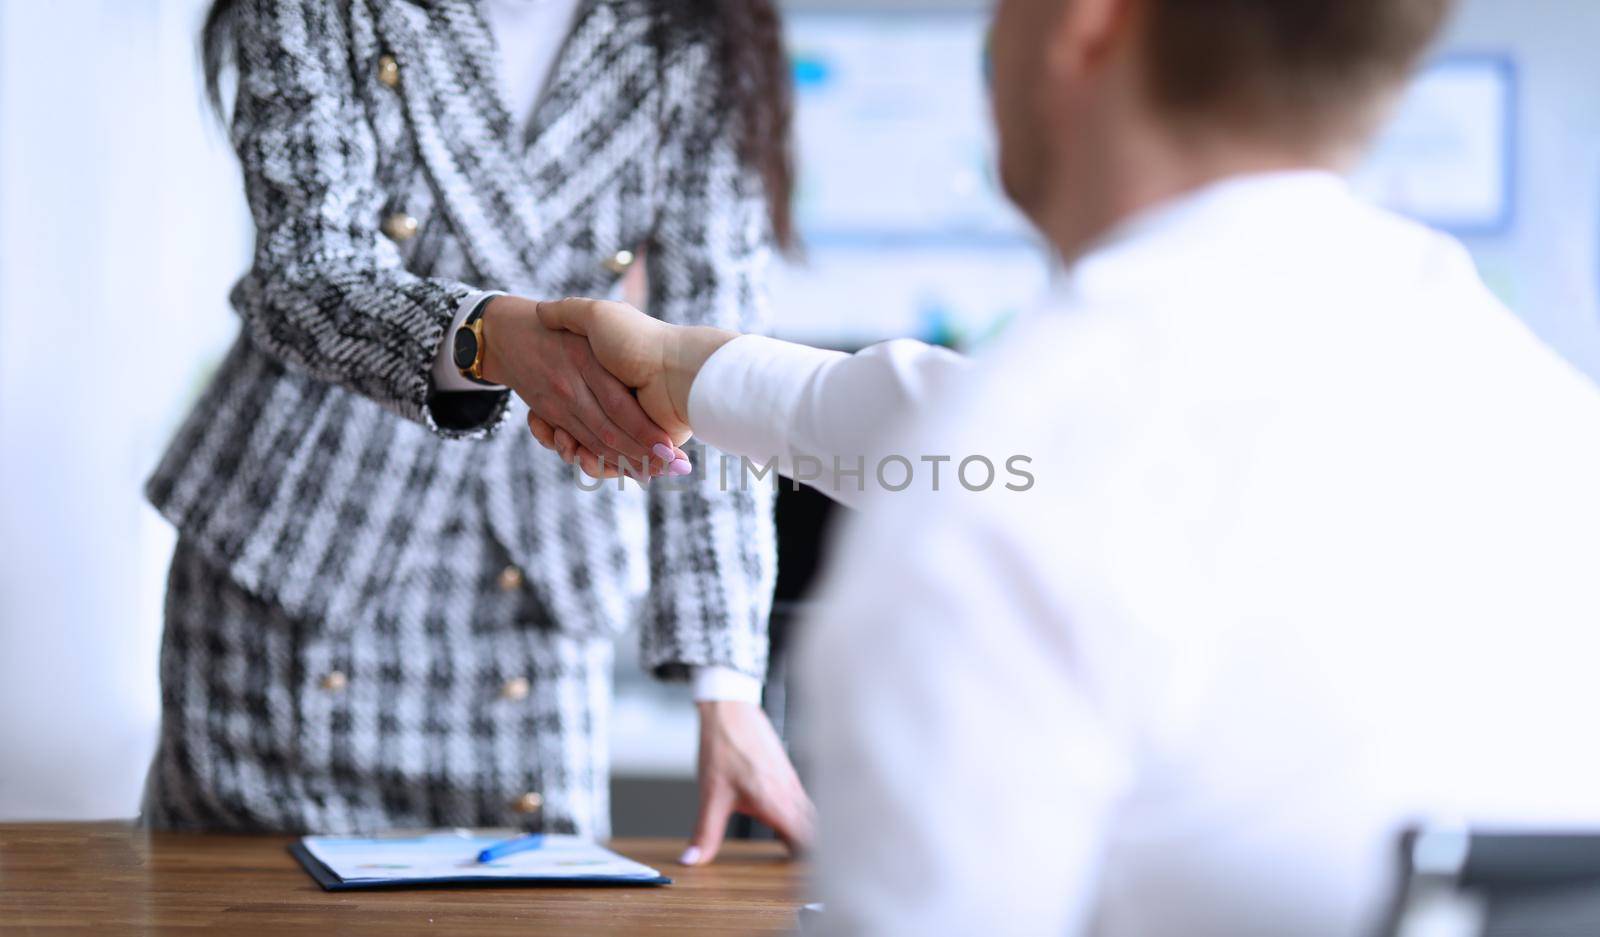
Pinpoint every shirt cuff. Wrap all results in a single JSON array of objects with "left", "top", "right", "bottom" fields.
[
  {"left": 687, "top": 334, "right": 848, "bottom": 464},
  {"left": 690, "top": 665, "right": 763, "bottom": 705},
  {"left": 432, "top": 290, "right": 507, "bottom": 393}
]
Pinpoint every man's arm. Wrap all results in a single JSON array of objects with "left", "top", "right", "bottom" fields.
[{"left": 687, "top": 335, "right": 971, "bottom": 509}]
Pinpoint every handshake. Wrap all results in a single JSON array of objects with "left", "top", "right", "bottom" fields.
[{"left": 477, "top": 296, "right": 739, "bottom": 481}]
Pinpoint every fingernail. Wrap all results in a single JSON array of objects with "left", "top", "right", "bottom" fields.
[
  {"left": 679, "top": 846, "right": 702, "bottom": 866},
  {"left": 651, "top": 443, "right": 675, "bottom": 461},
  {"left": 667, "top": 458, "right": 693, "bottom": 477}
]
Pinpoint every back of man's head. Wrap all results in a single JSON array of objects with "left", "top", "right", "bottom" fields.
[
  {"left": 991, "top": 0, "right": 1462, "bottom": 258},
  {"left": 1143, "top": 0, "right": 1457, "bottom": 146}
]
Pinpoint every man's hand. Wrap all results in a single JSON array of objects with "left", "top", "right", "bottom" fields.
[
  {"left": 683, "top": 701, "right": 815, "bottom": 866},
  {"left": 479, "top": 295, "right": 683, "bottom": 478},
  {"left": 526, "top": 298, "right": 739, "bottom": 478}
]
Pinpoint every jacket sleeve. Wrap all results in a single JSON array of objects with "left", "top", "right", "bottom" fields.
[
  {"left": 226, "top": 0, "right": 508, "bottom": 436},
  {"left": 637, "top": 40, "right": 779, "bottom": 682}
]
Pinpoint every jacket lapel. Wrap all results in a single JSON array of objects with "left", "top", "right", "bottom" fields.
[
  {"left": 374, "top": 0, "right": 653, "bottom": 292},
  {"left": 371, "top": 0, "right": 605, "bottom": 291},
  {"left": 518, "top": 1, "right": 661, "bottom": 269}
]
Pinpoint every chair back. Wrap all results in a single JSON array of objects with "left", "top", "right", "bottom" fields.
[{"left": 1381, "top": 826, "right": 1600, "bottom": 937}]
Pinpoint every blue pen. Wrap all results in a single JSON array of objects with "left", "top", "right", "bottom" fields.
[{"left": 476, "top": 832, "right": 544, "bottom": 864}]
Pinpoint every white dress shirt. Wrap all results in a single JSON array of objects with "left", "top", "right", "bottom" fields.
[
  {"left": 687, "top": 171, "right": 1600, "bottom": 935},
  {"left": 437, "top": 0, "right": 758, "bottom": 704}
]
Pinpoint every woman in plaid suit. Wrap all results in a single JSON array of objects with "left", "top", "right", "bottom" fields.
[{"left": 141, "top": 0, "right": 813, "bottom": 862}]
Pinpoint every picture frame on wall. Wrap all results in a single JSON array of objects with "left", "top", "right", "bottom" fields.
[{"left": 1352, "top": 53, "right": 1518, "bottom": 236}]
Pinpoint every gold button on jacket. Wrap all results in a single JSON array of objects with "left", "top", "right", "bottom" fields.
[
  {"left": 513, "top": 791, "right": 543, "bottom": 814},
  {"left": 376, "top": 54, "right": 400, "bottom": 88},
  {"left": 601, "top": 249, "right": 635, "bottom": 275},
  {"left": 501, "top": 677, "right": 531, "bottom": 701},
  {"left": 497, "top": 565, "right": 525, "bottom": 592},
  {"left": 319, "top": 671, "right": 348, "bottom": 692},
  {"left": 382, "top": 212, "right": 418, "bottom": 242}
]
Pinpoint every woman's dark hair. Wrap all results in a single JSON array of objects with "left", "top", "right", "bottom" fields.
[
  {"left": 667, "top": 1, "right": 797, "bottom": 251},
  {"left": 200, "top": 1, "right": 796, "bottom": 250}
]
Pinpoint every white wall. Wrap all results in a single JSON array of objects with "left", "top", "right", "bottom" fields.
[
  {"left": 1, "top": 0, "right": 1597, "bottom": 821},
  {"left": 1442, "top": 0, "right": 1600, "bottom": 381},
  {"left": 0, "top": 0, "right": 245, "bottom": 819}
]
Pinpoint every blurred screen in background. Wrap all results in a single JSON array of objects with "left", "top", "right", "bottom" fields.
[{"left": 772, "top": 11, "right": 1049, "bottom": 350}]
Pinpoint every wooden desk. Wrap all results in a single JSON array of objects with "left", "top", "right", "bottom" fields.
[{"left": 0, "top": 823, "right": 805, "bottom": 936}]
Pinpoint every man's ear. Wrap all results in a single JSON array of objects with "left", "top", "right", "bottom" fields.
[{"left": 1044, "top": 0, "right": 1137, "bottom": 82}]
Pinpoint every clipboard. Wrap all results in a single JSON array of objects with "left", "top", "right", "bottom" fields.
[{"left": 289, "top": 830, "right": 672, "bottom": 891}]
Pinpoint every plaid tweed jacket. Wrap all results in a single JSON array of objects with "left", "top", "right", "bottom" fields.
[{"left": 142, "top": 0, "right": 777, "bottom": 833}]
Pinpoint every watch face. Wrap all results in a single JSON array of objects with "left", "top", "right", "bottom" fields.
[{"left": 453, "top": 328, "right": 479, "bottom": 371}]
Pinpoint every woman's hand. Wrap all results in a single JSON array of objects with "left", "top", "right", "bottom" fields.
[
  {"left": 480, "top": 295, "right": 685, "bottom": 478},
  {"left": 525, "top": 298, "right": 739, "bottom": 478},
  {"left": 683, "top": 701, "right": 815, "bottom": 866}
]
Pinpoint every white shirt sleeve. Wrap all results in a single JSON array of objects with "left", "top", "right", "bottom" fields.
[
  {"left": 689, "top": 665, "right": 763, "bottom": 705},
  {"left": 432, "top": 291, "right": 506, "bottom": 393},
  {"left": 687, "top": 335, "right": 972, "bottom": 508}
]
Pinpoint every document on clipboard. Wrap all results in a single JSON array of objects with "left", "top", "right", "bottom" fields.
[{"left": 290, "top": 829, "right": 671, "bottom": 891}]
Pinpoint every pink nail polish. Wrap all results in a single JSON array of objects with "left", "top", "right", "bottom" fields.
[
  {"left": 651, "top": 443, "right": 675, "bottom": 461},
  {"left": 667, "top": 459, "right": 693, "bottom": 477}
]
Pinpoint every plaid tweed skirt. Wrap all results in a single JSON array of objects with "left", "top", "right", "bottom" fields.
[{"left": 141, "top": 534, "right": 614, "bottom": 837}]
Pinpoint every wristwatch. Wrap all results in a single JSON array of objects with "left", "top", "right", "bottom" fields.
[{"left": 452, "top": 295, "right": 497, "bottom": 385}]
